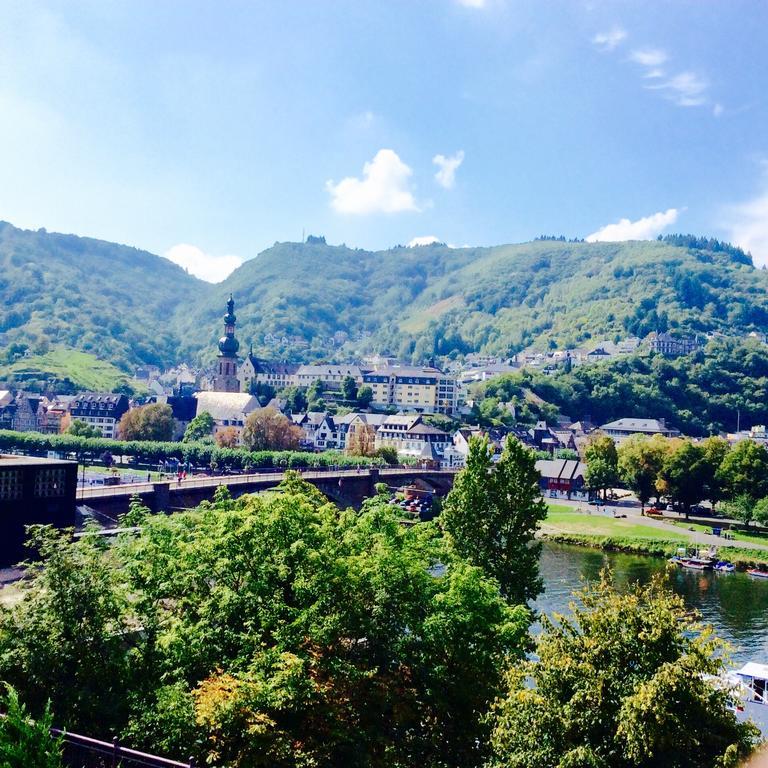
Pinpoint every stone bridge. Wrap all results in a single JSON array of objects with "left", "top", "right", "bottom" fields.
[{"left": 77, "top": 467, "right": 458, "bottom": 520}]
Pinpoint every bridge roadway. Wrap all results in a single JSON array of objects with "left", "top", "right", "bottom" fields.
[{"left": 77, "top": 467, "right": 458, "bottom": 517}]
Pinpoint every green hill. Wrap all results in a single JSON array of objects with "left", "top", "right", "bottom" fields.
[
  {"left": 0, "top": 221, "right": 205, "bottom": 371},
  {"left": 182, "top": 236, "right": 766, "bottom": 363},
  {"left": 2, "top": 222, "right": 768, "bottom": 382}
]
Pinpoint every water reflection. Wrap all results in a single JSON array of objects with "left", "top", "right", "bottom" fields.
[{"left": 536, "top": 543, "right": 768, "bottom": 664}]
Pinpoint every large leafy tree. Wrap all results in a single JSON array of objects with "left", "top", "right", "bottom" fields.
[
  {"left": 657, "top": 440, "right": 708, "bottom": 517},
  {"left": 183, "top": 410, "right": 215, "bottom": 442},
  {"left": 617, "top": 435, "right": 668, "bottom": 513},
  {"left": 118, "top": 403, "right": 176, "bottom": 442},
  {"left": 487, "top": 573, "right": 759, "bottom": 768},
  {"left": 241, "top": 407, "right": 303, "bottom": 451},
  {"left": 441, "top": 435, "right": 548, "bottom": 604},
  {"left": 716, "top": 439, "right": 768, "bottom": 502},
  {"left": 584, "top": 434, "right": 619, "bottom": 500}
]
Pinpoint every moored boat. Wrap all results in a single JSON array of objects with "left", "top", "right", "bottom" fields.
[
  {"left": 747, "top": 568, "right": 768, "bottom": 579},
  {"left": 714, "top": 561, "right": 735, "bottom": 573}
]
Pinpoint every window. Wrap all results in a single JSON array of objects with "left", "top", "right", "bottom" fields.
[
  {"left": 0, "top": 470, "right": 22, "bottom": 500},
  {"left": 34, "top": 468, "right": 66, "bottom": 498}
]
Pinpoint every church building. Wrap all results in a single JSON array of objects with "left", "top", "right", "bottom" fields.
[{"left": 213, "top": 295, "right": 241, "bottom": 392}]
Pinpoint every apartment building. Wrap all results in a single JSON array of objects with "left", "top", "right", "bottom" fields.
[
  {"left": 361, "top": 366, "right": 458, "bottom": 415},
  {"left": 69, "top": 393, "right": 130, "bottom": 438}
]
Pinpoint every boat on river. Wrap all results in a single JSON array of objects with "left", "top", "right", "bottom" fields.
[
  {"left": 747, "top": 569, "right": 768, "bottom": 579},
  {"left": 714, "top": 561, "right": 735, "bottom": 573},
  {"left": 724, "top": 663, "right": 768, "bottom": 735}
]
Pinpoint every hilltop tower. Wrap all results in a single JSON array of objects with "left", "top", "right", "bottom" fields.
[{"left": 213, "top": 294, "right": 240, "bottom": 392}]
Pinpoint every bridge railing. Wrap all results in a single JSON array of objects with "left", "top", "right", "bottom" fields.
[
  {"left": 52, "top": 729, "right": 194, "bottom": 768},
  {"left": 76, "top": 466, "right": 455, "bottom": 500}
]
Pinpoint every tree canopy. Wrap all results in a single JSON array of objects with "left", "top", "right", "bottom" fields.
[
  {"left": 441, "top": 435, "right": 547, "bottom": 604},
  {"left": 487, "top": 572, "right": 759, "bottom": 768}
]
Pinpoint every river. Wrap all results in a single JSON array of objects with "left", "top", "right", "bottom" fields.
[{"left": 537, "top": 543, "right": 768, "bottom": 666}]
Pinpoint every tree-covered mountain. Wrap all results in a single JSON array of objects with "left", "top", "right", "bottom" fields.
[
  {"left": 2, "top": 221, "right": 768, "bottom": 378},
  {"left": 184, "top": 235, "right": 767, "bottom": 363},
  {"left": 0, "top": 221, "right": 205, "bottom": 370}
]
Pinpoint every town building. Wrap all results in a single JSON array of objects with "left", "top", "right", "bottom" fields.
[
  {"left": 535, "top": 458, "right": 588, "bottom": 500},
  {"left": 213, "top": 295, "right": 240, "bottom": 392},
  {"left": 194, "top": 391, "right": 260, "bottom": 442},
  {"left": 69, "top": 393, "right": 130, "bottom": 438},
  {"left": 0, "top": 454, "right": 77, "bottom": 564},
  {"left": 294, "top": 364, "right": 363, "bottom": 391},
  {"left": 238, "top": 352, "right": 299, "bottom": 393},
  {"left": 361, "top": 366, "right": 458, "bottom": 415},
  {"left": 375, "top": 414, "right": 453, "bottom": 461},
  {"left": 599, "top": 417, "right": 680, "bottom": 441},
  {"left": 648, "top": 332, "right": 700, "bottom": 357}
]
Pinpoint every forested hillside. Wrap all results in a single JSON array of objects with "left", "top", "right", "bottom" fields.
[
  {"left": 0, "top": 222, "right": 205, "bottom": 370},
  {"left": 472, "top": 337, "right": 768, "bottom": 436},
  {"left": 2, "top": 222, "right": 768, "bottom": 377},
  {"left": 185, "top": 235, "right": 768, "bottom": 363}
]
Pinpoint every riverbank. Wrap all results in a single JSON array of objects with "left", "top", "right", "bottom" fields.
[
  {"left": 542, "top": 533, "right": 768, "bottom": 569},
  {"left": 542, "top": 505, "right": 768, "bottom": 569}
]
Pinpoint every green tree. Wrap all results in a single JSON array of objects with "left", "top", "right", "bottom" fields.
[
  {"left": 753, "top": 496, "right": 768, "bottom": 527},
  {"left": 67, "top": 419, "right": 100, "bottom": 438},
  {"left": 721, "top": 494, "right": 756, "bottom": 528},
  {"left": 183, "top": 411, "right": 215, "bottom": 442},
  {"left": 617, "top": 435, "right": 666, "bottom": 513},
  {"left": 0, "top": 684, "right": 63, "bottom": 768},
  {"left": 306, "top": 379, "right": 324, "bottom": 409},
  {"left": 441, "top": 435, "right": 548, "bottom": 604},
  {"left": 118, "top": 403, "right": 176, "bottom": 442},
  {"left": 658, "top": 440, "right": 708, "bottom": 517},
  {"left": 716, "top": 439, "right": 768, "bottom": 502},
  {"left": 0, "top": 527, "right": 131, "bottom": 733},
  {"left": 356, "top": 384, "right": 373, "bottom": 408},
  {"left": 584, "top": 434, "right": 619, "bottom": 500},
  {"left": 249, "top": 381, "right": 276, "bottom": 406},
  {"left": 701, "top": 435, "right": 731, "bottom": 509},
  {"left": 282, "top": 386, "right": 308, "bottom": 414},
  {"left": 487, "top": 572, "right": 759, "bottom": 768},
  {"left": 341, "top": 375, "right": 358, "bottom": 402}
]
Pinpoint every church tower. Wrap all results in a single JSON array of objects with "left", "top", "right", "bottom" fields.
[{"left": 213, "top": 294, "right": 240, "bottom": 392}]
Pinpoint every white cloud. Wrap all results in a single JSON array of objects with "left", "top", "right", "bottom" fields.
[
  {"left": 713, "top": 103, "right": 724, "bottom": 117},
  {"left": 456, "top": 0, "right": 486, "bottom": 7},
  {"left": 629, "top": 48, "right": 667, "bottom": 68},
  {"left": 586, "top": 208, "right": 679, "bottom": 242},
  {"left": 326, "top": 148, "right": 419, "bottom": 215},
  {"left": 163, "top": 243, "right": 243, "bottom": 283},
  {"left": 408, "top": 235, "right": 442, "bottom": 247},
  {"left": 724, "top": 180, "right": 768, "bottom": 265},
  {"left": 647, "top": 70, "right": 709, "bottom": 107},
  {"left": 592, "top": 27, "right": 627, "bottom": 51},
  {"left": 433, "top": 150, "right": 465, "bottom": 189}
]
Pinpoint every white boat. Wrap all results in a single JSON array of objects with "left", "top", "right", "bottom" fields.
[{"left": 724, "top": 662, "right": 768, "bottom": 735}]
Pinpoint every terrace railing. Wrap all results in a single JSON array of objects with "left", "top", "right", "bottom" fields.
[{"left": 52, "top": 730, "right": 196, "bottom": 768}]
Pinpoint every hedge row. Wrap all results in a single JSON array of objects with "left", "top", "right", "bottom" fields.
[{"left": 0, "top": 430, "right": 386, "bottom": 470}]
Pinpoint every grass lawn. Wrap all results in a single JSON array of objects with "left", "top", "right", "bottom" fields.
[
  {"left": 544, "top": 505, "right": 691, "bottom": 542},
  {"left": 668, "top": 519, "right": 768, "bottom": 548},
  {"left": 0, "top": 348, "right": 142, "bottom": 392}
]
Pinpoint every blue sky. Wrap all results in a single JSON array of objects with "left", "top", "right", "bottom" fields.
[{"left": 1, "top": 0, "right": 767, "bottom": 281}]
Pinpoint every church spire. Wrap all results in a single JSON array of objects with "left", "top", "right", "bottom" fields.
[{"left": 213, "top": 294, "right": 240, "bottom": 392}]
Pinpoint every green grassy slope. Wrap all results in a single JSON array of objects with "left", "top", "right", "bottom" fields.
[{"left": 0, "top": 349, "right": 139, "bottom": 392}]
